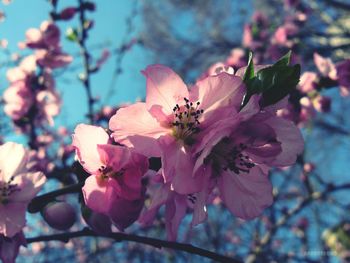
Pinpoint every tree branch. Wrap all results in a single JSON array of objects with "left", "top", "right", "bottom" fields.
[{"left": 26, "top": 228, "right": 242, "bottom": 263}]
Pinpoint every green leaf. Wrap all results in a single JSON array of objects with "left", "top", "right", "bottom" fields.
[
  {"left": 66, "top": 27, "right": 78, "bottom": 42},
  {"left": 274, "top": 50, "right": 292, "bottom": 67},
  {"left": 240, "top": 51, "right": 301, "bottom": 109},
  {"left": 243, "top": 51, "right": 255, "bottom": 82},
  {"left": 261, "top": 64, "right": 301, "bottom": 106}
]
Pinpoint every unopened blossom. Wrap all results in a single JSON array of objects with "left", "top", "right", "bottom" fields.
[
  {"left": 0, "top": 142, "right": 46, "bottom": 237},
  {"left": 42, "top": 201, "right": 76, "bottom": 230},
  {"left": 109, "top": 65, "right": 246, "bottom": 195},
  {"left": 72, "top": 124, "right": 148, "bottom": 230}
]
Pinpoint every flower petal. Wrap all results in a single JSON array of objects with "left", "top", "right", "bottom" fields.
[
  {"left": 82, "top": 176, "right": 117, "bottom": 214},
  {"left": 190, "top": 73, "right": 245, "bottom": 119},
  {"left": 0, "top": 203, "right": 27, "bottom": 238},
  {"left": 0, "top": 142, "right": 27, "bottom": 182},
  {"left": 109, "top": 102, "right": 168, "bottom": 156},
  {"left": 10, "top": 172, "right": 46, "bottom": 203},
  {"left": 72, "top": 124, "right": 109, "bottom": 174},
  {"left": 142, "top": 64, "right": 189, "bottom": 114},
  {"left": 264, "top": 116, "right": 304, "bottom": 166},
  {"left": 218, "top": 166, "right": 273, "bottom": 220}
]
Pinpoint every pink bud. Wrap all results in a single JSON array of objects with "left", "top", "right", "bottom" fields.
[
  {"left": 42, "top": 202, "right": 76, "bottom": 230},
  {"left": 60, "top": 7, "right": 77, "bottom": 21}
]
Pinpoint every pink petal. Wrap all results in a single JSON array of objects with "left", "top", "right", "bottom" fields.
[
  {"left": 264, "top": 116, "right": 304, "bottom": 166},
  {"left": 10, "top": 172, "right": 46, "bottom": 202},
  {"left": 159, "top": 136, "right": 203, "bottom": 194},
  {"left": 72, "top": 124, "right": 109, "bottom": 174},
  {"left": 139, "top": 183, "right": 170, "bottom": 226},
  {"left": 190, "top": 73, "right": 245, "bottom": 124},
  {"left": 109, "top": 102, "right": 168, "bottom": 156},
  {"left": 0, "top": 203, "right": 27, "bottom": 238},
  {"left": 108, "top": 195, "right": 145, "bottom": 231},
  {"left": 142, "top": 64, "right": 189, "bottom": 115},
  {"left": 0, "top": 142, "right": 27, "bottom": 182},
  {"left": 165, "top": 194, "right": 187, "bottom": 241},
  {"left": 82, "top": 176, "right": 117, "bottom": 214},
  {"left": 218, "top": 166, "right": 273, "bottom": 220}
]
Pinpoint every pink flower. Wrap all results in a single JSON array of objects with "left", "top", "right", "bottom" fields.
[
  {"left": 3, "top": 83, "right": 33, "bottom": 120},
  {"left": 314, "top": 53, "right": 337, "bottom": 80},
  {"left": 24, "top": 21, "right": 60, "bottom": 49},
  {"left": 299, "top": 72, "right": 318, "bottom": 93},
  {"left": 192, "top": 97, "right": 304, "bottom": 219},
  {"left": 0, "top": 232, "right": 26, "bottom": 263},
  {"left": 0, "top": 142, "right": 46, "bottom": 237},
  {"left": 72, "top": 124, "right": 148, "bottom": 230},
  {"left": 109, "top": 65, "right": 245, "bottom": 194},
  {"left": 35, "top": 49, "right": 72, "bottom": 69}
]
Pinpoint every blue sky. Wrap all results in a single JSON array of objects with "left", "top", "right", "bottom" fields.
[{"left": 0, "top": 0, "right": 150, "bottom": 132}]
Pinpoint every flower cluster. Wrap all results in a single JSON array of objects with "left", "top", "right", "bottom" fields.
[
  {"left": 3, "top": 21, "right": 71, "bottom": 131},
  {"left": 73, "top": 62, "right": 304, "bottom": 240}
]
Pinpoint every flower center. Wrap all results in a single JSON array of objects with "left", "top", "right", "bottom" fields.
[
  {"left": 172, "top": 97, "right": 204, "bottom": 145},
  {"left": 0, "top": 172, "right": 20, "bottom": 205},
  {"left": 96, "top": 165, "right": 125, "bottom": 185},
  {"left": 206, "top": 138, "right": 255, "bottom": 176}
]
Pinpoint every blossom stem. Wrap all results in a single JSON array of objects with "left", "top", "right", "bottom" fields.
[
  {"left": 77, "top": 0, "right": 94, "bottom": 124},
  {"left": 27, "top": 182, "right": 83, "bottom": 213},
  {"left": 26, "top": 227, "right": 242, "bottom": 263}
]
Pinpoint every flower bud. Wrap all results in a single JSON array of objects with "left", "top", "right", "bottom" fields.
[
  {"left": 59, "top": 7, "right": 77, "bottom": 21},
  {"left": 42, "top": 201, "right": 76, "bottom": 230}
]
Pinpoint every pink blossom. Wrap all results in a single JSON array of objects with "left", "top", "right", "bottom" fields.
[
  {"left": 109, "top": 65, "right": 245, "bottom": 194},
  {"left": 0, "top": 232, "right": 26, "bottom": 263},
  {"left": 313, "top": 53, "right": 337, "bottom": 80},
  {"left": 0, "top": 142, "right": 46, "bottom": 237},
  {"left": 35, "top": 49, "right": 72, "bottom": 69},
  {"left": 192, "top": 97, "right": 304, "bottom": 220},
  {"left": 25, "top": 21, "right": 60, "bottom": 49},
  {"left": 3, "top": 83, "right": 33, "bottom": 120},
  {"left": 72, "top": 124, "right": 148, "bottom": 230},
  {"left": 299, "top": 72, "right": 318, "bottom": 93}
]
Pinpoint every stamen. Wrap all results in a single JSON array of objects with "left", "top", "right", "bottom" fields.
[{"left": 171, "top": 97, "right": 204, "bottom": 144}]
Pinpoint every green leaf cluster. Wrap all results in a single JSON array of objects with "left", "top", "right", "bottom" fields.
[{"left": 241, "top": 51, "right": 301, "bottom": 108}]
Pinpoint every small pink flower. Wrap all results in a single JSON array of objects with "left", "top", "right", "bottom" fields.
[
  {"left": 72, "top": 124, "right": 148, "bottom": 230},
  {"left": 0, "top": 142, "right": 46, "bottom": 237},
  {"left": 314, "top": 53, "right": 337, "bottom": 80},
  {"left": 299, "top": 72, "right": 318, "bottom": 93}
]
